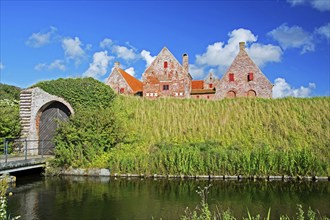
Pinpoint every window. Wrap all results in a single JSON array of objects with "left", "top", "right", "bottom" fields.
[
  {"left": 146, "top": 93, "right": 149, "bottom": 97},
  {"left": 163, "top": 85, "right": 169, "bottom": 90},
  {"left": 119, "top": 88, "right": 125, "bottom": 93},
  {"left": 150, "top": 93, "right": 154, "bottom": 97},
  {"left": 209, "top": 83, "right": 213, "bottom": 88},
  {"left": 248, "top": 73, "right": 254, "bottom": 81},
  {"left": 154, "top": 93, "right": 158, "bottom": 97},
  {"left": 229, "top": 73, "right": 234, "bottom": 82},
  {"left": 207, "top": 95, "right": 210, "bottom": 99},
  {"left": 175, "top": 92, "right": 178, "bottom": 96},
  {"left": 179, "top": 92, "right": 183, "bottom": 96},
  {"left": 164, "top": 61, "right": 168, "bottom": 68},
  {"left": 196, "top": 95, "right": 200, "bottom": 99}
]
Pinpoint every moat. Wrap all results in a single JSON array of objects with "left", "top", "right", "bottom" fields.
[{"left": 7, "top": 173, "right": 330, "bottom": 219}]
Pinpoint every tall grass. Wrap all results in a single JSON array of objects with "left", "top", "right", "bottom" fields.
[
  {"left": 101, "top": 96, "right": 330, "bottom": 176},
  {"left": 117, "top": 96, "right": 329, "bottom": 154}
]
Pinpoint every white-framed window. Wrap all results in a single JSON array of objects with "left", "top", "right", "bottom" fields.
[
  {"left": 146, "top": 93, "right": 149, "bottom": 97},
  {"left": 155, "top": 93, "right": 158, "bottom": 97},
  {"left": 150, "top": 93, "right": 154, "bottom": 97},
  {"left": 179, "top": 92, "right": 183, "bottom": 96},
  {"left": 175, "top": 92, "right": 178, "bottom": 96}
]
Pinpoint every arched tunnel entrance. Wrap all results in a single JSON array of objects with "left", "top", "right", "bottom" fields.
[{"left": 38, "top": 101, "right": 72, "bottom": 155}]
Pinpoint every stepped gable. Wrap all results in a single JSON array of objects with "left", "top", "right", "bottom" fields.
[
  {"left": 216, "top": 42, "right": 273, "bottom": 99},
  {"left": 142, "top": 47, "right": 192, "bottom": 99},
  {"left": 105, "top": 62, "right": 143, "bottom": 95}
]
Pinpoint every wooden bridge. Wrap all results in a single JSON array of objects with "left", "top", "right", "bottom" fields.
[{"left": 1, "top": 139, "right": 54, "bottom": 175}]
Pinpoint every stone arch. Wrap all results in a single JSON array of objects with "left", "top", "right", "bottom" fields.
[
  {"left": 20, "top": 87, "right": 74, "bottom": 155},
  {"left": 247, "top": 90, "right": 257, "bottom": 97},
  {"left": 226, "top": 90, "right": 236, "bottom": 98}
]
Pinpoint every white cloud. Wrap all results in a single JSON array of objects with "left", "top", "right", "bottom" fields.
[
  {"left": 287, "top": 0, "right": 330, "bottom": 11},
  {"left": 35, "top": 59, "right": 66, "bottom": 71},
  {"left": 315, "top": 23, "right": 330, "bottom": 39},
  {"left": 26, "top": 26, "right": 57, "bottom": 48},
  {"left": 112, "top": 45, "right": 138, "bottom": 60},
  {"left": 268, "top": 24, "right": 314, "bottom": 54},
  {"left": 247, "top": 43, "right": 283, "bottom": 67},
  {"left": 62, "top": 37, "right": 85, "bottom": 61},
  {"left": 100, "top": 38, "right": 113, "bottom": 49},
  {"left": 125, "top": 67, "right": 135, "bottom": 77},
  {"left": 189, "top": 64, "right": 205, "bottom": 78},
  {"left": 194, "top": 28, "right": 282, "bottom": 75},
  {"left": 83, "top": 51, "right": 114, "bottom": 78},
  {"left": 141, "top": 50, "right": 156, "bottom": 67},
  {"left": 0, "top": 62, "right": 4, "bottom": 70},
  {"left": 311, "top": 0, "right": 330, "bottom": 11},
  {"left": 273, "top": 78, "right": 316, "bottom": 98}
]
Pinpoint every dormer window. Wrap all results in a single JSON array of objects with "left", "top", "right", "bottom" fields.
[
  {"left": 229, "top": 73, "right": 234, "bottom": 82},
  {"left": 248, "top": 73, "right": 254, "bottom": 81},
  {"left": 164, "top": 61, "right": 168, "bottom": 68}
]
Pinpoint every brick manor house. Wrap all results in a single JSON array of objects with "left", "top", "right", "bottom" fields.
[{"left": 105, "top": 42, "right": 273, "bottom": 99}]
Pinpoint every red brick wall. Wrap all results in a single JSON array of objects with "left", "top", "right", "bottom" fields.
[
  {"left": 105, "top": 68, "right": 134, "bottom": 95},
  {"left": 142, "top": 47, "right": 191, "bottom": 99},
  {"left": 215, "top": 43, "right": 273, "bottom": 99}
]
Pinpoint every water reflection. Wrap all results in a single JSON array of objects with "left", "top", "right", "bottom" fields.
[{"left": 7, "top": 176, "right": 330, "bottom": 220}]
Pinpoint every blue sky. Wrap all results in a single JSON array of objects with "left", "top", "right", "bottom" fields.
[{"left": 0, "top": 0, "right": 329, "bottom": 97}]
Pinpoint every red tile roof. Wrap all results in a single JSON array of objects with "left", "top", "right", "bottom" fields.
[
  {"left": 118, "top": 68, "right": 143, "bottom": 93},
  {"left": 191, "top": 80, "right": 204, "bottom": 90}
]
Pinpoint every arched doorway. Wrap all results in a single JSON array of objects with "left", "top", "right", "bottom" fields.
[
  {"left": 247, "top": 90, "right": 257, "bottom": 97},
  {"left": 38, "top": 101, "right": 72, "bottom": 155},
  {"left": 226, "top": 90, "right": 236, "bottom": 98}
]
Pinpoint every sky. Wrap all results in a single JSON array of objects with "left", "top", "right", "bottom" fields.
[{"left": 0, "top": 0, "right": 329, "bottom": 98}]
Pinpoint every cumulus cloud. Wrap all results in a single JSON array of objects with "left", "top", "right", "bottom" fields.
[
  {"left": 112, "top": 45, "right": 138, "bottom": 60},
  {"left": 62, "top": 37, "right": 85, "bottom": 62},
  {"left": 125, "top": 67, "right": 135, "bottom": 77},
  {"left": 193, "top": 28, "right": 282, "bottom": 78},
  {"left": 100, "top": 38, "right": 113, "bottom": 49},
  {"left": 315, "top": 23, "right": 330, "bottom": 39},
  {"left": 273, "top": 78, "right": 316, "bottom": 98},
  {"left": 268, "top": 24, "right": 315, "bottom": 54},
  {"left": 247, "top": 43, "right": 283, "bottom": 67},
  {"left": 141, "top": 50, "right": 156, "bottom": 67},
  {"left": 287, "top": 0, "right": 330, "bottom": 11},
  {"left": 26, "top": 26, "right": 57, "bottom": 48},
  {"left": 189, "top": 64, "right": 206, "bottom": 79},
  {"left": 0, "top": 62, "right": 4, "bottom": 70},
  {"left": 83, "top": 51, "right": 114, "bottom": 78},
  {"left": 35, "top": 60, "right": 66, "bottom": 72}
]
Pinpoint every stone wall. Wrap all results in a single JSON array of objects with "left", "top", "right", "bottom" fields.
[
  {"left": 215, "top": 42, "right": 273, "bottom": 99},
  {"left": 142, "top": 47, "right": 191, "bottom": 99},
  {"left": 20, "top": 87, "right": 74, "bottom": 155}
]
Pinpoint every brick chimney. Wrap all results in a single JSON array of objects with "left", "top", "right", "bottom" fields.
[
  {"left": 239, "top": 42, "right": 245, "bottom": 51},
  {"left": 114, "top": 61, "right": 120, "bottom": 69},
  {"left": 182, "top": 53, "right": 189, "bottom": 73}
]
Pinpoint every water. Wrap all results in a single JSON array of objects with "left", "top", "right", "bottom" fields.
[{"left": 7, "top": 175, "right": 330, "bottom": 220}]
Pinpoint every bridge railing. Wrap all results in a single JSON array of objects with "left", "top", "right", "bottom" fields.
[{"left": 1, "top": 138, "right": 53, "bottom": 164}]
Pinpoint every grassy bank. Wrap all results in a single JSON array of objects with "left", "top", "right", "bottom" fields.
[
  {"left": 28, "top": 79, "right": 329, "bottom": 176},
  {"left": 51, "top": 92, "right": 329, "bottom": 176}
]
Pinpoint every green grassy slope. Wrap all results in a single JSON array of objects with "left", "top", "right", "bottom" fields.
[{"left": 119, "top": 96, "right": 329, "bottom": 153}]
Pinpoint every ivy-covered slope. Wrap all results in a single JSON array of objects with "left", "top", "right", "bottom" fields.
[{"left": 32, "top": 77, "right": 116, "bottom": 111}]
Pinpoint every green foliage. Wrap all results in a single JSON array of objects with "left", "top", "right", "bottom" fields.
[
  {"left": 104, "top": 96, "right": 329, "bottom": 176},
  {"left": 32, "top": 77, "right": 116, "bottom": 111},
  {"left": 0, "top": 84, "right": 20, "bottom": 100},
  {"left": 52, "top": 106, "right": 126, "bottom": 168},
  {"left": 0, "top": 100, "right": 21, "bottom": 148},
  {"left": 105, "top": 141, "right": 328, "bottom": 176}
]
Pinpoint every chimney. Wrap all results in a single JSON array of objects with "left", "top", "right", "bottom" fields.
[
  {"left": 114, "top": 61, "right": 120, "bottom": 69},
  {"left": 239, "top": 42, "right": 245, "bottom": 51},
  {"left": 182, "top": 53, "right": 189, "bottom": 73}
]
